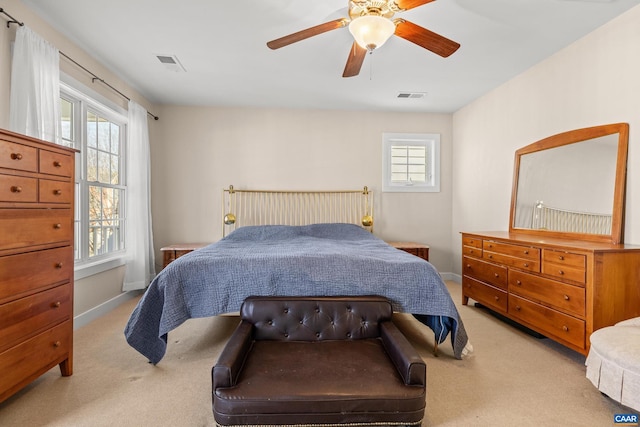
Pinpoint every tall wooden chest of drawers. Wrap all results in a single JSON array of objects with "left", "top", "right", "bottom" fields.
[
  {"left": 461, "top": 231, "right": 640, "bottom": 355},
  {"left": 0, "top": 129, "right": 76, "bottom": 402}
]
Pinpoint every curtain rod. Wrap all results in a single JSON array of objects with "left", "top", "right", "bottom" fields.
[{"left": 0, "top": 7, "right": 159, "bottom": 121}]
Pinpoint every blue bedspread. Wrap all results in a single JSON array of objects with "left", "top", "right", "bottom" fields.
[{"left": 124, "top": 223, "right": 468, "bottom": 363}]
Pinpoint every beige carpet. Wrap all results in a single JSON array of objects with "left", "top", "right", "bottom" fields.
[{"left": 0, "top": 282, "right": 633, "bottom": 427}]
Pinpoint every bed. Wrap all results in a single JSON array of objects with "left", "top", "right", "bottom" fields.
[{"left": 124, "top": 187, "right": 470, "bottom": 363}]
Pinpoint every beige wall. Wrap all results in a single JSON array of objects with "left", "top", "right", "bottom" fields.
[
  {"left": 451, "top": 4, "right": 640, "bottom": 276},
  {"left": 0, "top": 0, "right": 158, "bottom": 317},
  {"left": 152, "top": 106, "right": 455, "bottom": 272}
]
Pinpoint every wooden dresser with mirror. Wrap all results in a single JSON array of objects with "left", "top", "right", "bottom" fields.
[{"left": 462, "top": 123, "right": 640, "bottom": 355}]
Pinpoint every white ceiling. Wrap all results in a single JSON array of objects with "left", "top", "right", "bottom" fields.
[{"left": 21, "top": 0, "right": 640, "bottom": 113}]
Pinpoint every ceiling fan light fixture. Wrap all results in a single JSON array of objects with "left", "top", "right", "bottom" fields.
[{"left": 348, "top": 15, "right": 396, "bottom": 51}]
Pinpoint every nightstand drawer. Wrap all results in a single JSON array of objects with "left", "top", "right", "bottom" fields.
[{"left": 161, "top": 243, "right": 209, "bottom": 268}]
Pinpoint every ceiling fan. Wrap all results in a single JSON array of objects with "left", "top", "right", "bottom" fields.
[{"left": 266, "top": 0, "right": 460, "bottom": 78}]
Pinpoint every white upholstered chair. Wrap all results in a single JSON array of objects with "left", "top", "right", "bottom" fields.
[{"left": 585, "top": 317, "right": 640, "bottom": 412}]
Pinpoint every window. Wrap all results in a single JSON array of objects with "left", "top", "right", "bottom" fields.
[
  {"left": 382, "top": 133, "right": 440, "bottom": 192},
  {"left": 60, "top": 82, "right": 127, "bottom": 272}
]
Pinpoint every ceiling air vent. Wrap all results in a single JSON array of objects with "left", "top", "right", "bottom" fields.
[
  {"left": 397, "top": 92, "right": 426, "bottom": 99},
  {"left": 155, "top": 54, "right": 186, "bottom": 72}
]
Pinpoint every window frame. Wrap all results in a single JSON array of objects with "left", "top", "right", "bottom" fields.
[
  {"left": 382, "top": 132, "right": 441, "bottom": 193},
  {"left": 60, "top": 78, "right": 128, "bottom": 279}
]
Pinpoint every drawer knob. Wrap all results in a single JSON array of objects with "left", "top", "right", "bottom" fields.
[
  {"left": 516, "top": 280, "right": 522, "bottom": 286},
  {"left": 53, "top": 189, "right": 63, "bottom": 195},
  {"left": 494, "top": 296, "right": 499, "bottom": 301},
  {"left": 562, "top": 326, "right": 569, "bottom": 332},
  {"left": 11, "top": 152, "right": 23, "bottom": 160},
  {"left": 559, "top": 255, "right": 565, "bottom": 261},
  {"left": 10, "top": 186, "right": 22, "bottom": 193},
  {"left": 54, "top": 223, "right": 62, "bottom": 229},
  {"left": 515, "top": 305, "right": 521, "bottom": 311},
  {"left": 52, "top": 301, "right": 61, "bottom": 308},
  {"left": 53, "top": 161, "right": 62, "bottom": 167},
  {"left": 53, "top": 341, "right": 61, "bottom": 348},
  {"left": 563, "top": 295, "right": 570, "bottom": 301},
  {"left": 488, "top": 255, "right": 493, "bottom": 259},
  {"left": 558, "top": 270, "right": 565, "bottom": 275},
  {"left": 524, "top": 250, "right": 529, "bottom": 255},
  {"left": 55, "top": 262, "right": 63, "bottom": 269},
  {"left": 523, "top": 263, "right": 529, "bottom": 268},
  {"left": 466, "top": 264, "right": 471, "bottom": 269}
]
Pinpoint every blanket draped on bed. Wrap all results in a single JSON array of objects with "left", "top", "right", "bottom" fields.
[{"left": 124, "top": 224, "right": 468, "bottom": 363}]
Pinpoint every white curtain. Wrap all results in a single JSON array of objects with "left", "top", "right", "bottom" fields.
[
  {"left": 9, "top": 25, "right": 60, "bottom": 143},
  {"left": 123, "top": 101, "right": 156, "bottom": 291}
]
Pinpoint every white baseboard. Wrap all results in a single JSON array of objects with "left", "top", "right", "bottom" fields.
[
  {"left": 440, "top": 272, "right": 461, "bottom": 283},
  {"left": 74, "top": 290, "right": 142, "bottom": 330}
]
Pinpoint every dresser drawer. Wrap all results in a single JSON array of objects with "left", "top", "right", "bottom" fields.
[
  {"left": 463, "top": 256, "right": 508, "bottom": 290},
  {"left": 0, "top": 140, "right": 38, "bottom": 172},
  {"left": 509, "top": 270, "right": 585, "bottom": 317},
  {"left": 483, "top": 241, "right": 540, "bottom": 272},
  {"left": 39, "top": 150, "right": 73, "bottom": 177},
  {"left": 0, "top": 320, "right": 72, "bottom": 400},
  {"left": 483, "top": 240, "right": 540, "bottom": 261},
  {"left": 483, "top": 250, "right": 540, "bottom": 273},
  {"left": 0, "top": 284, "right": 71, "bottom": 353},
  {"left": 542, "top": 249, "right": 586, "bottom": 284},
  {"left": 462, "top": 245, "right": 482, "bottom": 258},
  {"left": 0, "top": 246, "right": 72, "bottom": 301},
  {"left": 0, "top": 175, "right": 37, "bottom": 202},
  {"left": 509, "top": 295, "right": 585, "bottom": 349},
  {"left": 462, "top": 236, "right": 482, "bottom": 249},
  {"left": 39, "top": 179, "right": 73, "bottom": 204},
  {"left": 0, "top": 209, "right": 72, "bottom": 251},
  {"left": 463, "top": 276, "right": 507, "bottom": 313}
]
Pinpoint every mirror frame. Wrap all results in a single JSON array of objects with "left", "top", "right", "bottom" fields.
[{"left": 509, "top": 123, "right": 629, "bottom": 244}]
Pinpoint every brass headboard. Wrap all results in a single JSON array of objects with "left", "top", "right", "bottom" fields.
[{"left": 222, "top": 186, "right": 373, "bottom": 236}]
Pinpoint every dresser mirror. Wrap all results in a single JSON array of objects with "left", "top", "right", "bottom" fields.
[{"left": 509, "top": 123, "right": 629, "bottom": 244}]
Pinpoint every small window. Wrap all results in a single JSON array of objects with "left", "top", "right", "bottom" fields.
[{"left": 382, "top": 133, "right": 440, "bottom": 192}]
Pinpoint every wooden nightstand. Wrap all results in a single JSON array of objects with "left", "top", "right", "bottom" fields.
[
  {"left": 161, "top": 243, "right": 210, "bottom": 268},
  {"left": 386, "top": 241, "right": 430, "bottom": 262}
]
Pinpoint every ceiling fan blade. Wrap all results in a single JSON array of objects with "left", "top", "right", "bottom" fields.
[
  {"left": 393, "top": 0, "right": 436, "bottom": 11},
  {"left": 394, "top": 19, "right": 460, "bottom": 57},
  {"left": 343, "top": 42, "right": 367, "bottom": 78},
  {"left": 267, "top": 19, "right": 348, "bottom": 50}
]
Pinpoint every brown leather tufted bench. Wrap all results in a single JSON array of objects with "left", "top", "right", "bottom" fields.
[{"left": 212, "top": 296, "right": 426, "bottom": 426}]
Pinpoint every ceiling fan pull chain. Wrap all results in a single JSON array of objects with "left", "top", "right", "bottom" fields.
[{"left": 369, "top": 50, "right": 373, "bottom": 81}]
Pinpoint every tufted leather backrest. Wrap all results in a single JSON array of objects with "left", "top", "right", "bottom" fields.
[{"left": 240, "top": 296, "right": 393, "bottom": 341}]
